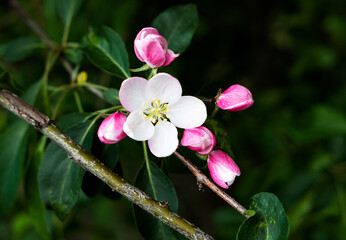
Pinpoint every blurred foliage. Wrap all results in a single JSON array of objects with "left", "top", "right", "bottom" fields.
[{"left": 0, "top": 0, "right": 345, "bottom": 239}]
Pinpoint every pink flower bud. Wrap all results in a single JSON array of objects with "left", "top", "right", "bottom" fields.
[
  {"left": 97, "top": 111, "right": 127, "bottom": 144},
  {"left": 216, "top": 84, "right": 254, "bottom": 111},
  {"left": 134, "top": 27, "right": 179, "bottom": 68},
  {"left": 181, "top": 126, "right": 216, "bottom": 155},
  {"left": 207, "top": 150, "right": 241, "bottom": 189}
]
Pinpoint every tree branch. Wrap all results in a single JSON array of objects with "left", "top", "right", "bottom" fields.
[
  {"left": 173, "top": 151, "right": 249, "bottom": 218},
  {"left": 0, "top": 88, "right": 214, "bottom": 240}
]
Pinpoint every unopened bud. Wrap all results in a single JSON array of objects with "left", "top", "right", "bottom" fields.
[
  {"left": 216, "top": 84, "right": 254, "bottom": 111},
  {"left": 207, "top": 150, "right": 240, "bottom": 189},
  {"left": 97, "top": 111, "right": 127, "bottom": 144},
  {"left": 181, "top": 126, "right": 216, "bottom": 155}
]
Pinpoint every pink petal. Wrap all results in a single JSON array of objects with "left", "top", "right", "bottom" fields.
[
  {"left": 134, "top": 27, "right": 169, "bottom": 67},
  {"left": 216, "top": 84, "right": 254, "bottom": 111},
  {"left": 143, "top": 40, "right": 166, "bottom": 68},
  {"left": 208, "top": 150, "right": 241, "bottom": 189},
  {"left": 97, "top": 111, "right": 127, "bottom": 144},
  {"left": 181, "top": 126, "right": 216, "bottom": 155},
  {"left": 163, "top": 49, "right": 179, "bottom": 66},
  {"left": 135, "top": 27, "right": 160, "bottom": 41}
]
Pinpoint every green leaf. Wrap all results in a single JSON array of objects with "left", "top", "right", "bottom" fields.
[
  {"left": 80, "top": 26, "right": 130, "bottom": 79},
  {"left": 2, "top": 37, "right": 39, "bottom": 62},
  {"left": 56, "top": 0, "right": 83, "bottom": 24},
  {"left": 63, "top": 46, "right": 83, "bottom": 64},
  {"left": 39, "top": 119, "right": 94, "bottom": 219},
  {"left": 133, "top": 161, "right": 186, "bottom": 240},
  {"left": 102, "top": 88, "right": 120, "bottom": 105},
  {"left": 0, "top": 82, "right": 42, "bottom": 215},
  {"left": 82, "top": 139, "right": 119, "bottom": 197},
  {"left": 152, "top": 4, "right": 198, "bottom": 54},
  {"left": 0, "top": 121, "right": 29, "bottom": 215},
  {"left": 25, "top": 136, "right": 51, "bottom": 240},
  {"left": 0, "top": 67, "right": 22, "bottom": 93},
  {"left": 55, "top": 112, "right": 90, "bottom": 130},
  {"left": 237, "top": 192, "right": 290, "bottom": 240},
  {"left": 22, "top": 81, "right": 43, "bottom": 105}
]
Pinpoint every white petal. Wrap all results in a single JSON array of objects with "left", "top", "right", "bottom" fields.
[
  {"left": 168, "top": 96, "right": 207, "bottom": 129},
  {"left": 123, "top": 110, "right": 154, "bottom": 141},
  {"left": 148, "top": 121, "right": 178, "bottom": 157},
  {"left": 119, "top": 77, "right": 147, "bottom": 111},
  {"left": 145, "top": 73, "right": 182, "bottom": 104}
]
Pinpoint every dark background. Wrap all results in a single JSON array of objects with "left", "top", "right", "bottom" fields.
[{"left": 1, "top": 0, "right": 345, "bottom": 239}]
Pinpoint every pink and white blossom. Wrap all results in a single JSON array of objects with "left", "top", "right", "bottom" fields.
[
  {"left": 134, "top": 27, "right": 179, "bottom": 68},
  {"left": 207, "top": 150, "right": 241, "bottom": 189},
  {"left": 181, "top": 126, "right": 216, "bottom": 155},
  {"left": 119, "top": 73, "right": 207, "bottom": 157},
  {"left": 216, "top": 84, "right": 254, "bottom": 111},
  {"left": 97, "top": 111, "right": 127, "bottom": 144}
]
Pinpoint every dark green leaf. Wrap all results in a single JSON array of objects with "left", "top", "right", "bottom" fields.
[
  {"left": 0, "top": 67, "right": 22, "bottom": 93},
  {"left": 102, "top": 88, "right": 120, "bottom": 105},
  {"left": 152, "top": 4, "right": 198, "bottom": 54},
  {"left": 63, "top": 46, "right": 83, "bottom": 64},
  {"left": 2, "top": 37, "right": 39, "bottom": 62},
  {"left": 42, "top": 0, "right": 61, "bottom": 41},
  {"left": 237, "top": 192, "right": 290, "bottom": 240},
  {"left": 56, "top": 0, "right": 83, "bottom": 24},
  {"left": 22, "top": 81, "right": 43, "bottom": 105},
  {"left": 39, "top": 120, "right": 94, "bottom": 219},
  {"left": 81, "top": 26, "right": 130, "bottom": 79},
  {"left": 56, "top": 112, "right": 90, "bottom": 130},
  {"left": 0, "top": 121, "right": 29, "bottom": 215},
  {"left": 82, "top": 139, "right": 119, "bottom": 198},
  {"left": 25, "top": 137, "right": 50, "bottom": 240},
  {"left": 0, "top": 82, "right": 42, "bottom": 215},
  {"left": 134, "top": 161, "right": 186, "bottom": 240}
]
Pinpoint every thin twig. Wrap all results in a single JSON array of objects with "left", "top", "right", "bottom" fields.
[
  {"left": 174, "top": 151, "right": 249, "bottom": 218},
  {"left": 8, "top": 0, "right": 55, "bottom": 48},
  {"left": 0, "top": 88, "right": 214, "bottom": 240},
  {"left": 9, "top": 0, "right": 75, "bottom": 80}
]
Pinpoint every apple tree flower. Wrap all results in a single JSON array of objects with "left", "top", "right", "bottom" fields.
[
  {"left": 181, "top": 126, "right": 216, "bottom": 155},
  {"left": 216, "top": 84, "right": 254, "bottom": 111},
  {"left": 134, "top": 27, "right": 179, "bottom": 68},
  {"left": 97, "top": 111, "right": 127, "bottom": 144},
  {"left": 119, "top": 73, "right": 207, "bottom": 157},
  {"left": 207, "top": 150, "right": 241, "bottom": 189}
]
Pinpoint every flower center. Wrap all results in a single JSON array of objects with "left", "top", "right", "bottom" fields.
[{"left": 141, "top": 99, "right": 169, "bottom": 125}]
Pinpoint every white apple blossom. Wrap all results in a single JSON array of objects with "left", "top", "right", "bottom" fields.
[{"left": 119, "top": 73, "right": 207, "bottom": 157}]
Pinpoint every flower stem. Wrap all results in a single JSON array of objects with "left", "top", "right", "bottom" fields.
[
  {"left": 79, "top": 82, "right": 109, "bottom": 91},
  {"left": 73, "top": 90, "right": 84, "bottom": 113},
  {"left": 52, "top": 89, "right": 69, "bottom": 120},
  {"left": 41, "top": 50, "right": 59, "bottom": 115},
  {"left": 148, "top": 68, "right": 158, "bottom": 79},
  {"left": 143, "top": 141, "right": 158, "bottom": 200},
  {"left": 10, "top": 0, "right": 76, "bottom": 82},
  {"left": 173, "top": 151, "right": 249, "bottom": 218},
  {"left": 130, "top": 64, "right": 150, "bottom": 72},
  {"left": 210, "top": 104, "right": 219, "bottom": 119}
]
